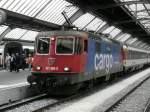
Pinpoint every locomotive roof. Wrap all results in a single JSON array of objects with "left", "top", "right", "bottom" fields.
[
  {"left": 37, "top": 30, "right": 122, "bottom": 45},
  {"left": 37, "top": 30, "right": 88, "bottom": 38},
  {"left": 127, "top": 45, "right": 148, "bottom": 53}
]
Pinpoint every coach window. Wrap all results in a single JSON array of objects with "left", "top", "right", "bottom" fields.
[{"left": 84, "top": 40, "right": 88, "bottom": 52}]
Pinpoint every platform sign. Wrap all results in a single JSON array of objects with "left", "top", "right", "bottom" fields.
[{"left": 0, "top": 10, "right": 6, "bottom": 25}]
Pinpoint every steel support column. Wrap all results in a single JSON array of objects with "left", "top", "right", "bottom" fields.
[{"left": 0, "top": 26, "right": 12, "bottom": 44}]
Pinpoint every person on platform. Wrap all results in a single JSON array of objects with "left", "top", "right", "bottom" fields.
[
  {"left": 10, "top": 54, "right": 16, "bottom": 72},
  {"left": 5, "top": 53, "right": 11, "bottom": 70},
  {"left": 15, "top": 53, "right": 20, "bottom": 72}
]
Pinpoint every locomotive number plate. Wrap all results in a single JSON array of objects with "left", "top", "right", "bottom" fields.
[{"left": 45, "top": 66, "right": 59, "bottom": 71}]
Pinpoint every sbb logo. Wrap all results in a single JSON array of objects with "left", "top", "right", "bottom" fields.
[{"left": 95, "top": 54, "right": 113, "bottom": 73}]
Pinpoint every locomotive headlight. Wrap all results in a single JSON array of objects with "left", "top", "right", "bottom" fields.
[
  {"left": 36, "top": 66, "right": 41, "bottom": 71},
  {"left": 64, "top": 67, "right": 70, "bottom": 72},
  {"left": 51, "top": 37, "right": 55, "bottom": 41}
]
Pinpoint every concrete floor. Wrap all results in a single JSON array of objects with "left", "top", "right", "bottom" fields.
[{"left": 0, "top": 69, "right": 29, "bottom": 86}]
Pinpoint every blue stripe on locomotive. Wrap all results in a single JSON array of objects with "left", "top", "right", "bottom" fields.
[
  {"left": 85, "top": 37, "right": 121, "bottom": 74},
  {"left": 85, "top": 38, "right": 95, "bottom": 73}
]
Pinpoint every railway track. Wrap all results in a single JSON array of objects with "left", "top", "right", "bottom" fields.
[
  {"left": 1, "top": 89, "right": 91, "bottom": 112},
  {"left": 0, "top": 68, "right": 148, "bottom": 112},
  {"left": 31, "top": 70, "right": 148, "bottom": 112},
  {"left": 104, "top": 74, "right": 150, "bottom": 112},
  {"left": 32, "top": 94, "right": 80, "bottom": 112},
  {"left": 0, "top": 81, "right": 107, "bottom": 112},
  {"left": 144, "top": 98, "right": 150, "bottom": 112},
  {"left": 0, "top": 94, "right": 47, "bottom": 111}
]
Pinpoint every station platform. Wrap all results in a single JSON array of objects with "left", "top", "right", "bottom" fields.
[
  {"left": 0, "top": 69, "right": 29, "bottom": 89},
  {"left": 0, "top": 69, "right": 39, "bottom": 106}
]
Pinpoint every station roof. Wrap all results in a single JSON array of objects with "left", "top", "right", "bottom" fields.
[{"left": 0, "top": 0, "right": 149, "bottom": 50}]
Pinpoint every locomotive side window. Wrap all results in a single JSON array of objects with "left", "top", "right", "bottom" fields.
[
  {"left": 37, "top": 37, "right": 50, "bottom": 54},
  {"left": 75, "top": 38, "right": 82, "bottom": 54},
  {"left": 56, "top": 37, "right": 74, "bottom": 54}
]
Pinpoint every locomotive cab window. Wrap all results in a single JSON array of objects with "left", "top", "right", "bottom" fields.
[
  {"left": 37, "top": 37, "right": 50, "bottom": 54},
  {"left": 56, "top": 37, "right": 74, "bottom": 54}
]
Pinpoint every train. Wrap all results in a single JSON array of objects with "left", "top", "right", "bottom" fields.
[
  {"left": 27, "top": 30, "right": 150, "bottom": 95},
  {"left": 0, "top": 42, "right": 23, "bottom": 67},
  {"left": 0, "top": 42, "right": 34, "bottom": 67}
]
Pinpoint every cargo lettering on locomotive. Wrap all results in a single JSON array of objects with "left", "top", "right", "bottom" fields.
[{"left": 95, "top": 54, "right": 113, "bottom": 73}]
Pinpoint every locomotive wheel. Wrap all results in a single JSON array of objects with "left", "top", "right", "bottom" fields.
[{"left": 46, "top": 83, "right": 82, "bottom": 96}]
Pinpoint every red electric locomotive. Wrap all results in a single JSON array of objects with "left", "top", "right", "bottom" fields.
[
  {"left": 27, "top": 30, "right": 150, "bottom": 95},
  {"left": 28, "top": 31, "right": 89, "bottom": 94}
]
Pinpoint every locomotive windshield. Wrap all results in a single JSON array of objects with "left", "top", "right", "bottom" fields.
[
  {"left": 37, "top": 37, "right": 50, "bottom": 54},
  {"left": 56, "top": 37, "right": 74, "bottom": 54}
]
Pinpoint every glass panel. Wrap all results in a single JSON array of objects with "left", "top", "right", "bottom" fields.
[
  {"left": 129, "top": 4, "right": 145, "bottom": 11},
  {"left": 0, "top": 25, "right": 8, "bottom": 35},
  {"left": 115, "top": 33, "right": 126, "bottom": 40},
  {"left": 20, "top": 31, "right": 38, "bottom": 41},
  {"left": 0, "top": 0, "right": 8, "bottom": 7},
  {"left": 36, "top": 0, "right": 78, "bottom": 25},
  {"left": 22, "top": 0, "right": 38, "bottom": 15},
  {"left": 8, "top": 0, "right": 21, "bottom": 11},
  {"left": 16, "top": 0, "right": 31, "bottom": 14},
  {"left": 125, "top": 37, "right": 133, "bottom": 43},
  {"left": 129, "top": 38, "right": 138, "bottom": 45},
  {"left": 118, "top": 0, "right": 150, "bottom": 33},
  {"left": 134, "top": 41, "right": 141, "bottom": 46},
  {"left": 102, "top": 26, "right": 115, "bottom": 33},
  {"left": 119, "top": 34, "right": 131, "bottom": 42},
  {"left": 85, "top": 18, "right": 104, "bottom": 31},
  {"left": 56, "top": 37, "right": 74, "bottom": 54},
  {"left": 2, "top": 0, "right": 14, "bottom": 9},
  {"left": 145, "top": 4, "right": 150, "bottom": 9},
  {"left": 28, "top": 0, "right": 49, "bottom": 17},
  {"left": 11, "top": 0, "right": 27, "bottom": 12},
  {"left": 137, "top": 12, "right": 148, "bottom": 16},
  {"left": 73, "top": 13, "right": 95, "bottom": 29},
  {"left": 4, "top": 0, "right": 16, "bottom": 9},
  {"left": 5, "top": 28, "right": 27, "bottom": 39},
  {"left": 109, "top": 28, "right": 121, "bottom": 38},
  {"left": 37, "top": 37, "right": 50, "bottom": 54}
]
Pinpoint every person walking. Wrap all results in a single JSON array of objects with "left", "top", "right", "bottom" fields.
[
  {"left": 15, "top": 53, "right": 20, "bottom": 72},
  {"left": 10, "top": 54, "right": 16, "bottom": 72}
]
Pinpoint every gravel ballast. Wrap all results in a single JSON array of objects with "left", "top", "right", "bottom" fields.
[{"left": 110, "top": 77, "right": 150, "bottom": 112}]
